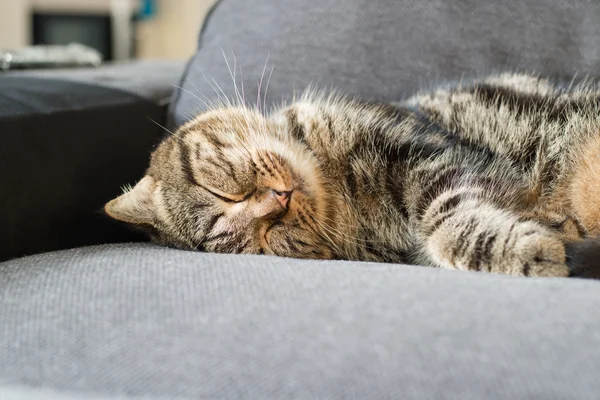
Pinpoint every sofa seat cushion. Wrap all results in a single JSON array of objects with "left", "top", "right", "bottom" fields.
[{"left": 1, "top": 243, "right": 600, "bottom": 399}]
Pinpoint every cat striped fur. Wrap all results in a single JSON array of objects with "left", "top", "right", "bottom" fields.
[{"left": 105, "top": 72, "right": 600, "bottom": 277}]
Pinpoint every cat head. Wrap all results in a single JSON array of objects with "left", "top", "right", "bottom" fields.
[{"left": 105, "top": 107, "right": 333, "bottom": 259}]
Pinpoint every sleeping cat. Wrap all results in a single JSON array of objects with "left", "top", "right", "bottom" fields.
[{"left": 105, "top": 73, "right": 600, "bottom": 277}]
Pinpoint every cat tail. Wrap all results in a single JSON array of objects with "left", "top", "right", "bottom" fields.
[{"left": 566, "top": 238, "right": 600, "bottom": 279}]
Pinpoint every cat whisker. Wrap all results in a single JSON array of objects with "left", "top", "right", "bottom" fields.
[
  {"left": 185, "top": 79, "right": 214, "bottom": 107},
  {"left": 147, "top": 117, "right": 177, "bottom": 136},
  {"left": 256, "top": 52, "right": 270, "bottom": 113},
  {"left": 314, "top": 214, "right": 391, "bottom": 249},
  {"left": 263, "top": 63, "right": 274, "bottom": 114},
  {"left": 221, "top": 48, "right": 243, "bottom": 107},
  {"left": 147, "top": 118, "right": 189, "bottom": 146},
  {"left": 172, "top": 83, "right": 210, "bottom": 109},
  {"left": 297, "top": 208, "right": 358, "bottom": 251},
  {"left": 313, "top": 219, "right": 361, "bottom": 254},
  {"left": 239, "top": 60, "right": 246, "bottom": 105},
  {"left": 197, "top": 67, "right": 229, "bottom": 107},
  {"left": 211, "top": 77, "right": 232, "bottom": 108}
]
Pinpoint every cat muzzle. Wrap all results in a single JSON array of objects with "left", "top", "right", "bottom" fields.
[{"left": 273, "top": 189, "right": 293, "bottom": 208}]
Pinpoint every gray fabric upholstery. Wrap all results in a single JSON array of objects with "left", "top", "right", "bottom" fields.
[
  {"left": 2, "top": 244, "right": 600, "bottom": 399},
  {"left": 1, "top": 385, "right": 140, "bottom": 400},
  {"left": 171, "top": 0, "right": 600, "bottom": 127},
  {"left": 6, "top": 60, "right": 184, "bottom": 104}
]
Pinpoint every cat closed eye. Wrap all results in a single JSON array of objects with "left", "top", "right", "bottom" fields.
[{"left": 200, "top": 183, "right": 254, "bottom": 203}]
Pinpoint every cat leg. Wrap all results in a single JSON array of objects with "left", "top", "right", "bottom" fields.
[{"left": 417, "top": 190, "right": 569, "bottom": 277}]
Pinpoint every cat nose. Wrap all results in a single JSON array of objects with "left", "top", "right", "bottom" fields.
[{"left": 272, "top": 189, "right": 293, "bottom": 208}]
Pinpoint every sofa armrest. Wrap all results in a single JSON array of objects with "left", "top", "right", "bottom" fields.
[
  {"left": 0, "top": 61, "right": 185, "bottom": 261},
  {"left": 4, "top": 60, "right": 184, "bottom": 106}
]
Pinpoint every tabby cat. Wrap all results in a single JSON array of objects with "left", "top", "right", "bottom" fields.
[{"left": 105, "top": 73, "right": 600, "bottom": 277}]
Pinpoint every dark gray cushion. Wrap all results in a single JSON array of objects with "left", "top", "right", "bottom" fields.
[
  {"left": 170, "top": 0, "right": 600, "bottom": 127},
  {"left": 0, "top": 61, "right": 184, "bottom": 261},
  {"left": 1, "top": 244, "right": 600, "bottom": 399},
  {"left": 6, "top": 60, "right": 184, "bottom": 105}
]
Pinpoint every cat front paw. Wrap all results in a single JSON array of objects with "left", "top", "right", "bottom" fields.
[
  {"left": 426, "top": 211, "right": 570, "bottom": 277},
  {"left": 505, "top": 221, "right": 569, "bottom": 277}
]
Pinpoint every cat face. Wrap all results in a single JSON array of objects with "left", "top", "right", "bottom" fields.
[{"left": 105, "top": 107, "right": 332, "bottom": 259}]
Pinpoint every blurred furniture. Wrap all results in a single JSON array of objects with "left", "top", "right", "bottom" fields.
[
  {"left": 0, "top": 0, "right": 216, "bottom": 60},
  {"left": 2, "top": 0, "right": 600, "bottom": 399},
  {"left": 1, "top": 0, "right": 138, "bottom": 61},
  {"left": 0, "top": 60, "right": 184, "bottom": 260}
]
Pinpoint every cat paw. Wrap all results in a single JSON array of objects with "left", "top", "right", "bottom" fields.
[{"left": 506, "top": 221, "right": 569, "bottom": 277}]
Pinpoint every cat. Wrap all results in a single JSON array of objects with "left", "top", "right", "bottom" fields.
[{"left": 105, "top": 72, "right": 600, "bottom": 277}]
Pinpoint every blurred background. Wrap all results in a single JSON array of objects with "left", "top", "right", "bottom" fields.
[{"left": 0, "top": 0, "right": 216, "bottom": 61}]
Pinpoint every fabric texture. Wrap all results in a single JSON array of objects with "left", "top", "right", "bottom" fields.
[
  {"left": 1, "top": 244, "right": 600, "bottom": 399},
  {"left": 170, "top": 0, "right": 600, "bottom": 128},
  {"left": 0, "top": 72, "right": 183, "bottom": 261}
]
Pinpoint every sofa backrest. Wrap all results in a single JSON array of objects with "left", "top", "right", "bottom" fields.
[{"left": 170, "top": 0, "right": 600, "bottom": 127}]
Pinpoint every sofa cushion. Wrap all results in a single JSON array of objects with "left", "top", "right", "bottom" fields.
[
  {"left": 0, "top": 62, "right": 183, "bottom": 261},
  {"left": 6, "top": 60, "right": 183, "bottom": 105},
  {"left": 170, "top": 0, "right": 600, "bottom": 127},
  {"left": 1, "top": 243, "right": 600, "bottom": 399}
]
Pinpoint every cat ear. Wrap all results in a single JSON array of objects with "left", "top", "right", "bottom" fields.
[{"left": 104, "top": 175, "right": 156, "bottom": 225}]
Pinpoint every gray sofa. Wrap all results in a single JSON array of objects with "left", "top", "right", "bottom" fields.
[{"left": 2, "top": 0, "right": 600, "bottom": 399}]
